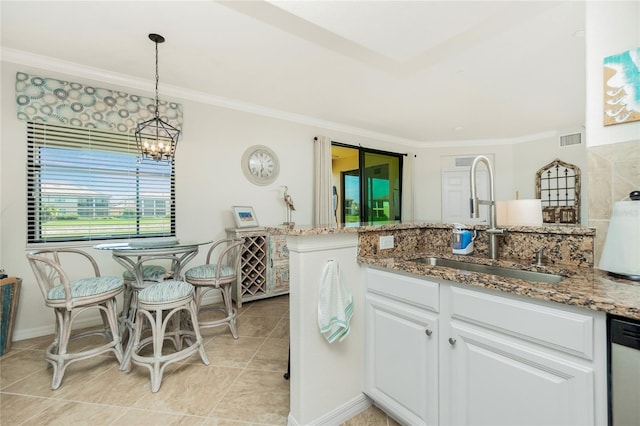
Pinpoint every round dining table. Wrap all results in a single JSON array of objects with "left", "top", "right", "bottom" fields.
[
  {"left": 94, "top": 238, "right": 211, "bottom": 282},
  {"left": 94, "top": 238, "right": 212, "bottom": 368}
]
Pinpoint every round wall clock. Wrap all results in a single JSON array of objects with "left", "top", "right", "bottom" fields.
[{"left": 241, "top": 145, "right": 280, "bottom": 186}]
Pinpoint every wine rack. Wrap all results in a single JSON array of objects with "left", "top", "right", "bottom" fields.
[
  {"left": 241, "top": 235, "right": 268, "bottom": 298},
  {"left": 226, "top": 228, "right": 289, "bottom": 307}
]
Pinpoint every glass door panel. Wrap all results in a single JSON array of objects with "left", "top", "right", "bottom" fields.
[
  {"left": 362, "top": 151, "right": 401, "bottom": 222},
  {"left": 342, "top": 170, "right": 360, "bottom": 223}
]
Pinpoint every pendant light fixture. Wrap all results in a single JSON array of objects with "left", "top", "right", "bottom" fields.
[{"left": 135, "top": 33, "right": 180, "bottom": 162}]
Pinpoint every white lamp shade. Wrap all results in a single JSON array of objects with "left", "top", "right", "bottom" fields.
[
  {"left": 496, "top": 199, "right": 543, "bottom": 226},
  {"left": 599, "top": 201, "right": 640, "bottom": 278}
]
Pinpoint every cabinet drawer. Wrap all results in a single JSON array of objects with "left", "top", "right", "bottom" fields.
[
  {"left": 450, "top": 286, "right": 594, "bottom": 359},
  {"left": 366, "top": 268, "right": 439, "bottom": 312}
]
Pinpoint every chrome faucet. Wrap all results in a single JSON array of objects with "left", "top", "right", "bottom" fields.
[{"left": 470, "top": 155, "right": 505, "bottom": 260}]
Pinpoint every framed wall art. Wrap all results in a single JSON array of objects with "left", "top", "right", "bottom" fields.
[
  {"left": 232, "top": 206, "right": 259, "bottom": 228},
  {"left": 603, "top": 48, "right": 640, "bottom": 126}
]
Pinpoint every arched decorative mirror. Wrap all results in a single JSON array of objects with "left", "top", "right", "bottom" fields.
[{"left": 536, "top": 158, "right": 581, "bottom": 224}]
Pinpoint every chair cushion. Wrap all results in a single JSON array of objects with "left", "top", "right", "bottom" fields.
[
  {"left": 138, "top": 280, "right": 193, "bottom": 303},
  {"left": 185, "top": 264, "right": 236, "bottom": 280},
  {"left": 122, "top": 264, "right": 167, "bottom": 282},
  {"left": 47, "top": 276, "right": 123, "bottom": 300}
]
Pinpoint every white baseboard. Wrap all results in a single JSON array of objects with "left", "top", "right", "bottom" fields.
[{"left": 287, "top": 393, "right": 372, "bottom": 426}]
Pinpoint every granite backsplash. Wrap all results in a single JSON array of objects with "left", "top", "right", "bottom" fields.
[{"left": 358, "top": 223, "right": 595, "bottom": 268}]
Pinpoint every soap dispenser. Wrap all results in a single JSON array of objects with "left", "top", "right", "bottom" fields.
[{"left": 452, "top": 224, "right": 476, "bottom": 255}]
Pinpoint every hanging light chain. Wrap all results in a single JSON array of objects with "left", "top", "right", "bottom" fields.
[{"left": 154, "top": 37, "right": 160, "bottom": 118}]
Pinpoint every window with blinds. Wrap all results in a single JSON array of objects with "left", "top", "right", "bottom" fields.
[{"left": 27, "top": 121, "right": 175, "bottom": 243}]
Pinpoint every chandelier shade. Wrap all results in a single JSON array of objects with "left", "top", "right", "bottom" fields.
[{"left": 135, "top": 33, "right": 180, "bottom": 162}]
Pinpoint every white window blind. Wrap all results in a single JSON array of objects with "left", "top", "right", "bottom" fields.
[{"left": 27, "top": 121, "right": 175, "bottom": 243}]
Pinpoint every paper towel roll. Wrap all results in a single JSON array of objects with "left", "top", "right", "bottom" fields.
[
  {"left": 496, "top": 199, "right": 543, "bottom": 226},
  {"left": 599, "top": 201, "right": 640, "bottom": 277}
]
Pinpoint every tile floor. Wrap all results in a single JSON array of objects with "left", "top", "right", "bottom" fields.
[{"left": 1, "top": 295, "right": 396, "bottom": 425}]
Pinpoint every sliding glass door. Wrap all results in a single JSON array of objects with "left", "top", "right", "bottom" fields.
[{"left": 333, "top": 144, "right": 403, "bottom": 224}]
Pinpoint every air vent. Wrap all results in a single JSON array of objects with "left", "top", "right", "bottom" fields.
[
  {"left": 455, "top": 157, "right": 474, "bottom": 167},
  {"left": 560, "top": 133, "right": 582, "bottom": 147}
]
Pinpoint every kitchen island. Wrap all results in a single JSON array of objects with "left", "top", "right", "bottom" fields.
[{"left": 268, "top": 222, "right": 640, "bottom": 425}]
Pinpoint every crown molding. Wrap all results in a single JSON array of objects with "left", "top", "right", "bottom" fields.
[
  {"left": 2, "top": 47, "right": 562, "bottom": 149},
  {"left": 422, "top": 130, "right": 560, "bottom": 148},
  {"left": 2, "top": 47, "right": 422, "bottom": 146}
]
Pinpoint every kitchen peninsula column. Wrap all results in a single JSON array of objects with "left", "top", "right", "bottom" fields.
[{"left": 285, "top": 230, "right": 367, "bottom": 425}]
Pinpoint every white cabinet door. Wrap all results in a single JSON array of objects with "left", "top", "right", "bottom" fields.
[
  {"left": 444, "top": 321, "right": 595, "bottom": 426},
  {"left": 365, "top": 293, "right": 439, "bottom": 426},
  {"left": 363, "top": 269, "right": 605, "bottom": 426}
]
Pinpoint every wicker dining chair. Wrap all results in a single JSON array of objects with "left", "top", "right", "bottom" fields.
[
  {"left": 184, "top": 238, "right": 244, "bottom": 338},
  {"left": 120, "top": 263, "right": 171, "bottom": 335},
  {"left": 124, "top": 280, "right": 210, "bottom": 392},
  {"left": 121, "top": 264, "right": 169, "bottom": 312},
  {"left": 26, "top": 248, "right": 124, "bottom": 390}
]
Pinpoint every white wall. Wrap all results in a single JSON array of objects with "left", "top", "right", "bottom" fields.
[
  {"left": 412, "top": 144, "right": 516, "bottom": 222},
  {"left": 512, "top": 130, "right": 588, "bottom": 225},
  {"left": 0, "top": 59, "right": 410, "bottom": 340},
  {"left": 585, "top": 1, "right": 640, "bottom": 147},
  {"left": 409, "top": 129, "right": 588, "bottom": 224},
  {"left": 511, "top": 131, "right": 586, "bottom": 200}
]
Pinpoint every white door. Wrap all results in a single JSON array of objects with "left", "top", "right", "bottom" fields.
[
  {"left": 442, "top": 169, "right": 489, "bottom": 224},
  {"left": 365, "top": 293, "right": 439, "bottom": 426},
  {"left": 444, "top": 321, "right": 595, "bottom": 426}
]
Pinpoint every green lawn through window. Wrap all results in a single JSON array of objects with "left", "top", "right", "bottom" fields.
[{"left": 41, "top": 217, "right": 171, "bottom": 238}]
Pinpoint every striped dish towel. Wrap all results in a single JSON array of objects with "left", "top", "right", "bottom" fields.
[{"left": 317, "top": 260, "right": 354, "bottom": 343}]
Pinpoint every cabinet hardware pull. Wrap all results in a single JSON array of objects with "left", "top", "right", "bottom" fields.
[
  {"left": 448, "top": 337, "right": 456, "bottom": 346},
  {"left": 425, "top": 329, "right": 432, "bottom": 336}
]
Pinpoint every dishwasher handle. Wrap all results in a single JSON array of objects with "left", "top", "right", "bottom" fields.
[{"left": 610, "top": 318, "right": 640, "bottom": 349}]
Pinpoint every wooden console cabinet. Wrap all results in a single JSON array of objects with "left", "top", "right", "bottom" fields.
[{"left": 226, "top": 228, "right": 289, "bottom": 307}]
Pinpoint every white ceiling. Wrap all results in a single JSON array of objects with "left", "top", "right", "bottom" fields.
[{"left": 0, "top": 0, "right": 586, "bottom": 146}]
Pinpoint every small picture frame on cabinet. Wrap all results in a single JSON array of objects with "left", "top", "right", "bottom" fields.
[{"left": 232, "top": 206, "right": 259, "bottom": 228}]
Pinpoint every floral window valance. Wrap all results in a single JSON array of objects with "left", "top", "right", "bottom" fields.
[{"left": 15, "top": 72, "right": 183, "bottom": 134}]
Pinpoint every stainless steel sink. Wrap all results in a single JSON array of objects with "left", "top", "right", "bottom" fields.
[{"left": 412, "top": 257, "right": 565, "bottom": 284}]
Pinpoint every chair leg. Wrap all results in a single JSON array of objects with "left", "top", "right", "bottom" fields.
[
  {"left": 123, "top": 307, "right": 146, "bottom": 373},
  {"left": 49, "top": 309, "right": 72, "bottom": 390},
  {"left": 103, "top": 299, "right": 124, "bottom": 363},
  {"left": 120, "top": 290, "right": 140, "bottom": 371},
  {"left": 119, "top": 282, "right": 133, "bottom": 335},
  {"left": 167, "top": 309, "right": 184, "bottom": 350},
  {"left": 220, "top": 284, "right": 238, "bottom": 339},
  {"left": 188, "top": 299, "right": 210, "bottom": 367},
  {"left": 193, "top": 286, "right": 204, "bottom": 310},
  {"left": 149, "top": 307, "right": 164, "bottom": 392}
]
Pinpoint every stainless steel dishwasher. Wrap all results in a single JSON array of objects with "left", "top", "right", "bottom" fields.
[{"left": 608, "top": 316, "right": 640, "bottom": 426}]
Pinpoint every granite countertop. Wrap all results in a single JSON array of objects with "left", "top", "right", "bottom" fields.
[
  {"left": 264, "top": 221, "right": 638, "bottom": 319},
  {"left": 266, "top": 221, "right": 596, "bottom": 236},
  {"left": 358, "top": 251, "right": 640, "bottom": 320}
]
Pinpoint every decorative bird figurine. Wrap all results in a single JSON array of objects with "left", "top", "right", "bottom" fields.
[
  {"left": 284, "top": 188, "right": 296, "bottom": 211},
  {"left": 282, "top": 186, "right": 296, "bottom": 226}
]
